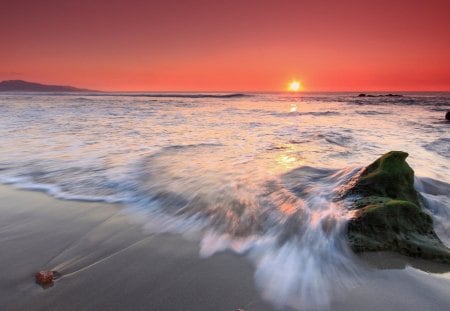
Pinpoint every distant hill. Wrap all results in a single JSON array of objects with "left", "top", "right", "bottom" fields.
[{"left": 0, "top": 80, "right": 96, "bottom": 92}]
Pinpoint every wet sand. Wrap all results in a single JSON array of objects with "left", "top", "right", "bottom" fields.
[{"left": 0, "top": 185, "right": 449, "bottom": 311}]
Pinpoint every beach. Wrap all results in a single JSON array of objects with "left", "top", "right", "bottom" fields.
[
  {"left": 1, "top": 184, "right": 450, "bottom": 311},
  {"left": 0, "top": 185, "right": 273, "bottom": 310},
  {"left": 0, "top": 92, "right": 449, "bottom": 310}
]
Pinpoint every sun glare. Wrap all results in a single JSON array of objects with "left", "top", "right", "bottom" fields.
[{"left": 288, "top": 80, "right": 301, "bottom": 92}]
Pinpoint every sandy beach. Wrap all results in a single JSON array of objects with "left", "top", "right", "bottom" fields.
[
  {"left": 0, "top": 184, "right": 449, "bottom": 311},
  {"left": 0, "top": 185, "right": 273, "bottom": 311}
]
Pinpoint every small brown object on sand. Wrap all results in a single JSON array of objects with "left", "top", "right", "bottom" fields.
[{"left": 35, "top": 271, "right": 54, "bottom": 286}]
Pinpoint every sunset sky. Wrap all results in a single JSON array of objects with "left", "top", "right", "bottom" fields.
[{"left": 1, "top": 0, "right": 449, "bottom": 92}]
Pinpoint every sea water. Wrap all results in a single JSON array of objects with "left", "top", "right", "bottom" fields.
[{"left": 0, "top": 92, "right": 449, "bottom": 309}]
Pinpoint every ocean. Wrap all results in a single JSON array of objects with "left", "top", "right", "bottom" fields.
[{"left": 0, "top": 92, "right": 449, "bottom": 309}]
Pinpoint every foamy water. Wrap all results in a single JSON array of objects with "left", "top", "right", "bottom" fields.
[{"left": 0, "top": 92, "right": 449, "bottom": 309}]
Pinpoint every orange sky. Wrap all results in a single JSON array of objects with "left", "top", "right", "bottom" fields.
[{"left": 1, "top": 0, "right": 450, "bottom": 92}]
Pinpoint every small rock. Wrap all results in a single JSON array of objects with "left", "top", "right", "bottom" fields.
[
  {"left": 35, "top": 271, "right": 54, "bottom": 286},
  {"left": 446, "top": 111, "right": 450, "bottom": 121},
  {"left": 385, "top": 94, "right": 402, "bottom": 97},
  {"left": 35, "top": 270, "right": 61, "bottom": 288}
]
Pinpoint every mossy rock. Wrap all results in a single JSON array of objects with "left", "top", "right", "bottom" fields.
[
  {"left": 343, "top": 151, "right": 418, "bottom": 204},
  {"left": 344, "top": 151, "right": 450, "bottom": 263}
]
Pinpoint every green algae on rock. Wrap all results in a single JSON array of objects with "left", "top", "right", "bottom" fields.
[
  {"left": 342, "top": 151, "right": 419, "bottom": 205},
  {"left": 343, "top": 151, "right": 450, "bottom": 263}
]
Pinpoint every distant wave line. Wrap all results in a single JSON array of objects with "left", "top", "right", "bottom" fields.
[{"left": 0, "top": 92, "right": 250, "bottom": 99}]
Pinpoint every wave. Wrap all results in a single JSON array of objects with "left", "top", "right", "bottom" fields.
[
  {"left": 79, "top": 93, "right": 249, "bottom": 99},
  {"left": 423, "top": 138, "right": 450, "bottom": 158},
  {"left": 316, "top": 132, "right": 353, "bottom": 147},
  {"left": 274, "top": 111, "right": 341, "bottom": 117},
  {"left": 92, "top": 93, "right": 248, "bottom": 99},
  {"left": 348, "top": 95, "right": 450, "bottom": 107},
  {"left": 137, "top": 93, "right": 249, "bottom": 99},
  {"left": 416, "top": 177, "right": 450, "bottom": 196},
  {"left": 415, "top": 177, "right": 450, "bottom": 247},
  {"left": 2, "top": 144, "right": 366, "bottom": 309},
  {"left": 1, "top": 146, "right": 449, "bottom": 309},
  {"left": 3, "top": 92, "right": 249, "bottom": 99},
  {"left": 0, "top": 161, "right": 127, "bottom": 203},
  {"left": 73, "top": 97, "right": 94, "bottom": 102},
  {"left": 355, "top": 110, "right": 391, "bottom": 115},
  {"left": 118, "top": 146, "right": 365, "bottom": 309},
  {"left": 429, "top": 107, "right": 450, "bottom": 112}
]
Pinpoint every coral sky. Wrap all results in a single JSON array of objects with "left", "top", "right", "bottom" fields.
[{"left": 1, "top": 0, "right": 449, "bottom": 91}]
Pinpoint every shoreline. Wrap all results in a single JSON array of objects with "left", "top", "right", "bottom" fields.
[
  {"left": 1, "top": 184, "right": 449, "bottom": 310},
  {"left": 0, "top": 185, "right": 273, "bottom": 311}
]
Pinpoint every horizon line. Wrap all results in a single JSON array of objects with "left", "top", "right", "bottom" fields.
[{"left": 1, "top": 79, "right": 449, "bottom": 93}]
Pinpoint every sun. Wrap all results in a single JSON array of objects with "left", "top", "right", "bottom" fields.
[{"left": 287, "top": 80, "right": 302, "bottom": 92}]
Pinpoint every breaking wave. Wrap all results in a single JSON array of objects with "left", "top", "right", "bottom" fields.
[{"left": 119, "top": 145, "right": 364, "bottom": 310}]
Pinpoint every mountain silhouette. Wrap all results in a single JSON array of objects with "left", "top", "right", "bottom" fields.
[{"left": 0, "top": 80, "right": 96, "bottom": 92}]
